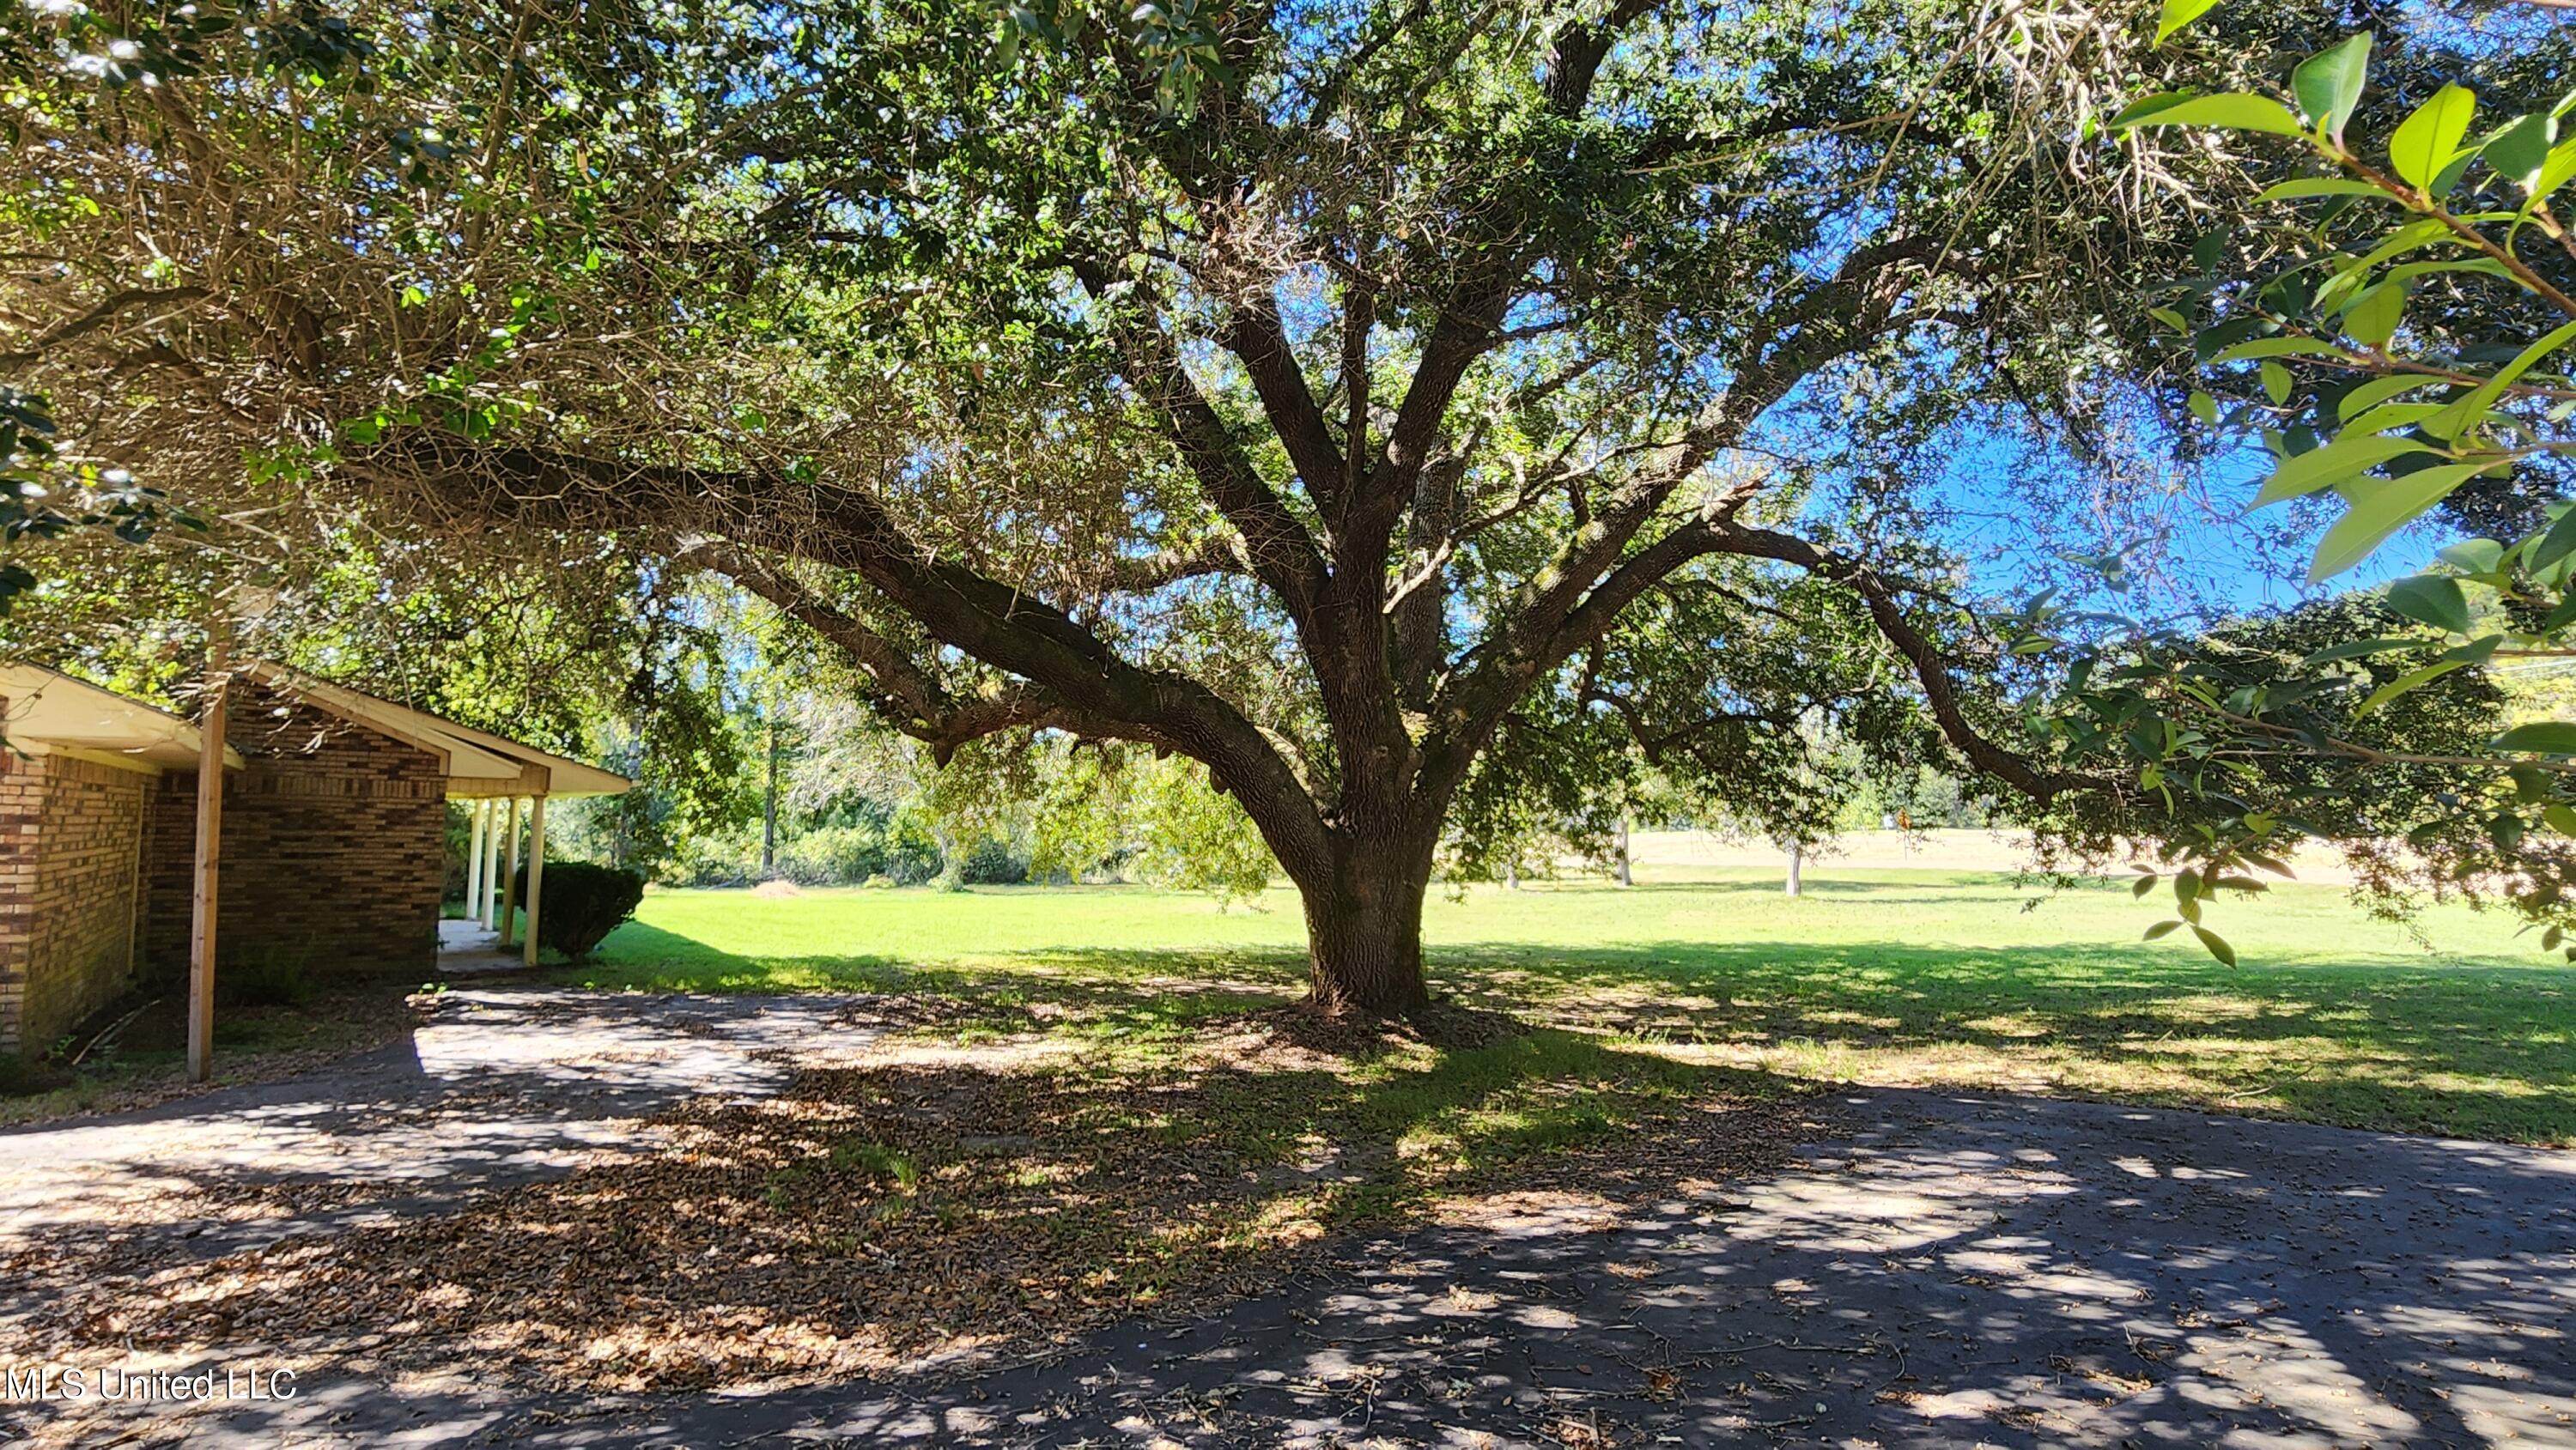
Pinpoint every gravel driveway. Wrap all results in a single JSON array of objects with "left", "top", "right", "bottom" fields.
[{"left": 3, "top": 990, "right": 2570, "bottom": 1447}]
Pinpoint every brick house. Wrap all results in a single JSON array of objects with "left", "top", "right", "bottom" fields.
[{"left": 0, "top": 663, "right": 629, "bottom": 1057}]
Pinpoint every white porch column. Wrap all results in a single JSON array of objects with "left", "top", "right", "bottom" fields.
[
  {"left": 482, "top": 799, "right": 505, "bottom": 927},
  {"left": 522, "top": 793, "right": 547, "bottom": 968},
  {"left": 465, "top": 799, "right": 487, "bottom": 920},
  {"left": 499, "top": 796, "right": 523, "bottom": 945}
]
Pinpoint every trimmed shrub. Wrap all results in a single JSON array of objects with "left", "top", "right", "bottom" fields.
[{"left": 513, "top": 861, "right": 647, "bottom": 962}]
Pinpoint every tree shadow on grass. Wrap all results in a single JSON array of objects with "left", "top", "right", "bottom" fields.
[
  {"left": 1425, "top": 936, "right": 2576, "bottom": 1144},
  {"left": 1505, "top": 875, "right": 2042, "bottom": 901},
  {"left": 7, "top": 919, "right": 2571, "bottom": 1447},
  {"left": 585, "top": 913, "right": 2576, "bottom": 1144},
  {"left": 579, "top": 921, "right": 1307, "bottom": 1038}
]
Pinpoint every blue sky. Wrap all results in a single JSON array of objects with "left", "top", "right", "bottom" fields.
[{"left": 1915, "top": 421, "right": 2443, "bottom": 625}]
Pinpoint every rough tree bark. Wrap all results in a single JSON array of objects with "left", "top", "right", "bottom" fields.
[
  {"left": 1298, "top": 834, "right": 1438, "bottom": 1016},
  {"left": 762, "top": 711, "right": 781, "bottom": 877}
]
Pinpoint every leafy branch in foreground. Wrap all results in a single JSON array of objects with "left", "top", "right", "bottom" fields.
[
  {"left": 2017, "top": 584, "right": 2572, "bottom": 963},
  {"left": 2039, "top": 5, "right": 2576, "bottom": 963},
  {"left": 0, "top": 385, "right": 199, "bottom": 613},
  {"left": 2112, "top": 21, "right": 2576, "bottom": 595}
]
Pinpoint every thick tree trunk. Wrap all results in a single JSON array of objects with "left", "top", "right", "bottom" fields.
[
  {"left": 1297, "top": 834, "right": 1434, "bottom": 1016},
  {"left": 1784, "top": 840, "right": 1802, "bottom": 897}
]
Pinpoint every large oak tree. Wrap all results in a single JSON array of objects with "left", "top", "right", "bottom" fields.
[{"left": 7, "top": 0, "right": 2210, "bottom": 1010}]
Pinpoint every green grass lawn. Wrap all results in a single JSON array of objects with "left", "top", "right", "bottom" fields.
[{"left": 572, "top": 864, "right": 2576, "bottom": 1147}]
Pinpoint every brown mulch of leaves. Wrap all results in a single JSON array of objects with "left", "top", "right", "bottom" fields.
[
  {"left": 15, "top": 1010, "right": 1834, "bottom": 1398},
  {"left": 828, "top": 995, "right": 1038, "bottom": 1033}
]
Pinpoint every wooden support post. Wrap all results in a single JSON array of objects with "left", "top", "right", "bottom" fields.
[
  {"left": 522, "top": 793, "right": 546, "bottom": 968},
  {"left": 465, "top": 799, "right": 486, "bottom": 919},
  {"left": 499, "top": 796, "right": 522, "bottom": 947},
  {"left": 185, "top": 653, "right": 228, "bottom": 1084}
]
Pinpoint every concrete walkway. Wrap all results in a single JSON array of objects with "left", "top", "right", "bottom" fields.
[
  {"left": 436, "top": 916, "right": 530, "bottom": 974},
  {"left": 3, "top": 994, "right": 2571, "bottom": 1447}
]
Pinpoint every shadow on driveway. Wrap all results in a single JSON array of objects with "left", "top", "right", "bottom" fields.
[
  {"left": 9, "top": 1058, "right": 2571, "bottom": 1447},
  {"left": 0, "top": 990, "right": 872, "bottom": 1269}
]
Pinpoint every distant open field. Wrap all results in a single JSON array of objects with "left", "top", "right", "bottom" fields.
[
  {"left": 579, "top": 840, "right": 2575, "bottom": 1146},
  {"left": 1619, "top": 826, "right": 2373, "bottom": 880}
]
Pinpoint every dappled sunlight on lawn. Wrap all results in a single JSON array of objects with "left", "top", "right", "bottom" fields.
[
  {"left": 579, "top": 868, "right": 2576, "bottom": 1144},
  {"left": 8, "top": 948, "right": 2572, "bottom": 1447}
]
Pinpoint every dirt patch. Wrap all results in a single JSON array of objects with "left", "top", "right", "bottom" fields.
[
  {"left": 750, "top": 880, "right": 805, "bottom": 898},
  {"left": 21, "top": 1085, "right": 2572, "bottom": 1450},
  {"left": 1429, "top": 1187, "right": 1625, "bottom": 1234},
  {"left": 1209, "top": 998, "right": 1531, "bottom": 1058},
  {"left": 0, "top": 982, "right": 430, "bottom": 1129},
  {"left": 829, "top": 994, "right": 1036, "bottom": 1034}
]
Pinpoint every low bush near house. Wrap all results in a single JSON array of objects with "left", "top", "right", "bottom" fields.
[
  {"left": 513, "top": 861, "right": 647, "bottom": 962},
  {"left": 0, "top": 1050, "right": 70, "bottom": 1097}
]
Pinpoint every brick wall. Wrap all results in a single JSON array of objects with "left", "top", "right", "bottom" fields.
[
  {"left": 143, "top": 680, "right": 446, "bottom": 983},
  {"left": 141, "top": 773, "right": 193, "bottom": 979},
  {"left": 0, "top": 747, "right": 36, "bottom": 1052},
  {"left": 0, "top": 753, "right": 153, "bottom": 1055}
]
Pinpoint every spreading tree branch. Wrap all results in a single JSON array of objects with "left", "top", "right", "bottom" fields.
[{"left": 380, "top": 432, "right": 1340, "bottom": 878}]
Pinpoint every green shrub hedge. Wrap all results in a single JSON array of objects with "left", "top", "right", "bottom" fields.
[
  {"left": 513, "top": 860, "right": 646, "bottom": 962},
  {"left": 778, "top": 823, "right": 886, "bottom": 886}
]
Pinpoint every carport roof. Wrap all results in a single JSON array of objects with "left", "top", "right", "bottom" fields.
[
  {"left": 0, "top": 663, "right": 245, "bottom": 773},
  {"left": 0, "top": 659, "right": 631, "bottom": 798},
  {"left": 236, "top": 662, "right": 634, "bottom": 799}
]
